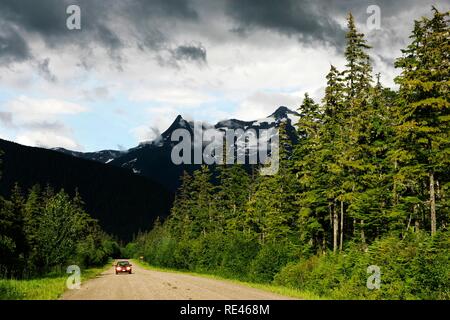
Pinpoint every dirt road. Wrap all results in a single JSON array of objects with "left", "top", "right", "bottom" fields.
[{"left": 61, "top": 261, "right": 294, "bottom": 300}]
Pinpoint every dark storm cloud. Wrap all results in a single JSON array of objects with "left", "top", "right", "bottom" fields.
[
  {"left": 0, "top": 25, "right": 32, "bottom": 64},
  {"left": 172, "top": 43, "right": 207, "bottom": 64},
  {"left": 224, "top": 0, "right": 448, "bottom": 48},
  {"left": 123, "top": 0, "right": 198, "bottom": 20},
  {"left": 0, "top": 0, "right": 446, "bottom": 69},
  {"left": 225, "top": 0, "right": 345, "bottom": 47},
  {"left": 319, "top": 0, "right": 448, "bottom": 19},
  {"left": 0, "top": 0, "right": 199, "bottom": 67}
]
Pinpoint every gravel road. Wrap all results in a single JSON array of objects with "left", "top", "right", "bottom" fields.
[{"left": 61, "top": 261, "right": 294, "bottom": 300}]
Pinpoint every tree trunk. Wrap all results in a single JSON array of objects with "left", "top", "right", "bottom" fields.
[
  {"left": 360, "top": 219, "right": 367, "bottom": 251},
  {"left": 430, "top": 172, "right": 436, "bottom": 235},
  {"left": 339, "top": 200, "right": 344, "bottom": 252},
  {"left": 333, "top": 202, "right": 338, "bottom": 253},
  {"left": 328, "top": 202, "right": 332, "bottom": 226},
  {"left": 393, "top": 160, "right": 398, "bottom": 205}
]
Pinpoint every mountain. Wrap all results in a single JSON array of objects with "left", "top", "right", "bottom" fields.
[
  {"left": 51, "top": 148, "right": 124, "bottom": 163},
  {"left": 0, "top": 139, "right": 172, "bottom": 241},
  {"left": 54, "top": 106, "right": 300, "bottom": 191}
]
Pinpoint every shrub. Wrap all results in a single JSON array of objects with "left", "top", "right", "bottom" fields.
[
  {"left": 220, "top": 232, "right": 260, "bottom": 279},
  {"left": 249, "top": 241, "right": 296, "bottom": 283},
  {"left": 274, "top": 231, "right": 450, "bottom": 299}
]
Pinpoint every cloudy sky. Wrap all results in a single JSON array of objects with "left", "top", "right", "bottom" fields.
[{"left": 0, "top": 0, "right": 448, "bottom": 151}]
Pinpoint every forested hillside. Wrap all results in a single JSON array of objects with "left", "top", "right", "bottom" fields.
[
  {"left": 0, "top": 182, "right": 121, "bottom": 279},
  {"left": 125, "top": 9, "right": 450, "bottom": 300},
  {"left": 0, "top": 139, "right": 172, "bottom": 240}
]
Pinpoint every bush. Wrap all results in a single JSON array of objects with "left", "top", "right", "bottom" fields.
[
  {"left": 249, "top": 241, "right": 296, "bottom": 283},
  {"left": 173, "top": 239, "right": 196, "bottom": 270},
  {"left": 191, "top": 233, "right": 226, "bottom": 272},
  {"left": 274, "top": 231, "right": 450, "bottom": 299},
  {"left": 0, "top": 281, "right": 23, "bottom": 299},
  {"left": 220, "top": 232, "right": 260, "bottom": 279}
]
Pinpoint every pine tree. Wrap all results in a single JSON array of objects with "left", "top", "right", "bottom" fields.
[
  {"left": 294, "top": 94, "right": 329, "bottom": 252},
  {"left": 166, "top": 171, "right": 194, "bottom": 239},
  {"left": 23, "top": 185, "right": 43, "bottom": 267},
  {"left": 247, "top": 121, "right": 298, "bottom": 243},
  {"left": 189, "top": 165, "right": 216, "bottom": 236},
  {"left": 393, "top": 8, "right": 450, "bottom": 235},
  {"left": 0, "top": 184, "right": 27, "bottom": 276},
  {"left": 321, "top": 65, "right": 346, "bottom": 251},
  {"left": 344, "top": 12, "right": 373, "bottom": 101},
  {"left": 216, "top": 163, "right": 251, "bottom": 232},
  {"left": 341, "top": 12, "right": 375, "bottom": 247}
]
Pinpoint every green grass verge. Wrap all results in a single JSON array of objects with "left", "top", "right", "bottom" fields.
[
  {"left": 132, "top": 259, "right": 325, "bottom": 300},
  {"left": 0, "top": 264, "right": 110, "bottom": 300}
]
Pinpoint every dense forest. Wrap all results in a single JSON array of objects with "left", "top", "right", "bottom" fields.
[
  {"left": 125, "top": 9, "right": 450, "bottom": 299},
  {"left": 0, "top": 138, "right": 173, "bottom": 241},
  {"left": 0, "top": 153, "right": 121, "bottom": 278}
]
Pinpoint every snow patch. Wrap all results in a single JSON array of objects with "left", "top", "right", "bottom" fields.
[{"left": 253, "top": 116, "right": 276, "bottom": 126}]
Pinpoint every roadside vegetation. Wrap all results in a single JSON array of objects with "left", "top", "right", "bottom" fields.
[
  {"left": 0, "top": 183, "right": 121, "bottom": 278},
  {"left": 0, "top": 264, "right": 109, "bottom": 300},
  {"left": 124, "top": 9, "right": 450, "bottom": 300},
  {"left": 0, "top": 156, "right": 121, "bottom": 299}
]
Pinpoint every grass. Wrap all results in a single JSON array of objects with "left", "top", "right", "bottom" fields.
[
  {"left": 0, "top": 264, "right": 110, "bottom": 300},
  {"left": 132, "top": 259, "right": 325, "bottom": 300}
]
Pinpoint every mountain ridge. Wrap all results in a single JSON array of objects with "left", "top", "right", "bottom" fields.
[
  {"left": 0, "top": 138, "right": 172, "bottom": 241},
  {"left": 52, "top": 106, "right": 300, "bottom": 191}
]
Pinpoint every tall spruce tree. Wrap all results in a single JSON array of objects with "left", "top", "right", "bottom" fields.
[
  {"left": 216, "top": 163, "right": 251, "bottom": 233},
  {"left": 189, "top": 165, "right": 217, "bottom": 236},
  {"left": 393, "top": 8, "right": 450, "bottom": 235},
  {"left": 294, "top": 94, "right": 328, "bottom": 251},
  {"left": 246, "top": 121, "right": 297, "bottom": 243},
  {"left": 320, "top": 66, "right": 347, "bottom": 252},
  {"left": 342, "top": 12, "right": 374, "bottom": 247},
  {"left": 166, "top": 171, "right": 194, "bottom": 239}
]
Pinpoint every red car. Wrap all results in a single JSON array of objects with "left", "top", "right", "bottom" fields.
[{"left": 115, "top": 260, "right": 132, "bottom": 274}]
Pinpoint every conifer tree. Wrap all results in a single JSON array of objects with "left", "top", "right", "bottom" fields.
[
  {"left": 321, "top": 65, "right": 346, "bottom": 251},
  {"left": 246, "top": 121, "right": 298, "bottom": 243},
  {"left": 294, "top": 94, "right": 328, "bottom": 251},
  {"left": 341, "top": 12, "right": 375, "bottom": 247},
  {"left": 166, "top": 171, "right": 194, "bottom": 239},
  {"left": 216, "top": 163, "right": 251, "bottom": 232},
  {"left": 189, "top": 165, "right": 216, "bottom": 236},
  {"left": 393, "top": 8, "right": 450, "bottom": 235}
]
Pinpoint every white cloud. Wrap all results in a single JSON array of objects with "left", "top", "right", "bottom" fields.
[
  {"left": 16, "top": 130, "right": 82, "bottom": 151},
  {"left": 130, "top": 125, "right": 160, "bottom": 143},
  {"left": 0, "top": 96, "right": 87, "bottom": 150},
  {"left": 232, "top": 91, "right": 301, "bottom": 121},
  {"left": 5, "top": 96, "right": 88, "bottom": 123},
  {"left": 129, "top": 87, "right": 214, "bottom": 107}
]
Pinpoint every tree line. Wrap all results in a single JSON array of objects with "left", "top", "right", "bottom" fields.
[
  {"left": 0, "top": 180, "right": 121, "bottom": 278},
  {"left": 125, "top": 9, "right": 449, "bottom": 299}
]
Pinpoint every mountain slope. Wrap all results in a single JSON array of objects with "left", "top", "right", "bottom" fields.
[
  {"left": 0, "top": 139, "right": 172, "bottom": 241},
  {"left": 54, "top": 106, "right": 300, "bottom": 191}
]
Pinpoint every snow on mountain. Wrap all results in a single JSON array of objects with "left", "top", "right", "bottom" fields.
[{"left": 52, "top": 106, "right": 300, "bottom": 190}]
